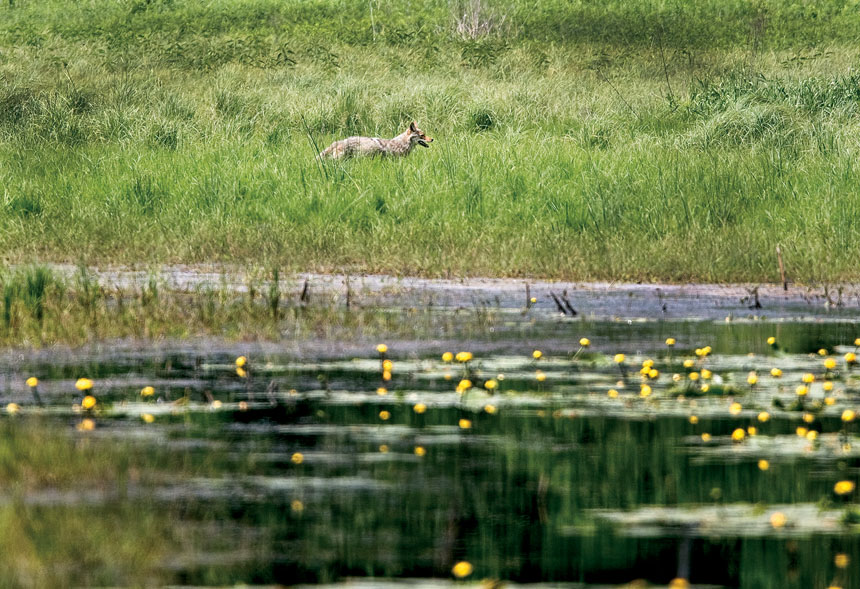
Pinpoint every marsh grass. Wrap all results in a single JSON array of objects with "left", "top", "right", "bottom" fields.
[
  {"left": 0, "top": 265, "right": 500, "bottom": 345},
  {"left": 3, "top": 1, "right": 860, "bottom": 281}
]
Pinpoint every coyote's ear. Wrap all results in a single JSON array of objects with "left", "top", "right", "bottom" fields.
[{"left": 409, "top": 121, "right": 417, "bottom": 132}]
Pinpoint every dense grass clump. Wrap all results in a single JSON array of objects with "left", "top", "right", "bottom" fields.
[{"left": 2, "top": 0, "right": 860, "bottom": 281}]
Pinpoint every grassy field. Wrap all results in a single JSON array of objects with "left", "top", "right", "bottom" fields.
[{"left": 2, "top": 0, "right": 860, "bottom": 282}]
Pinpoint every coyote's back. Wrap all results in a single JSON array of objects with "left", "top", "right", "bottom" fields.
[{"left": 319, "top": 122, "right": 433, "bottom": 159}]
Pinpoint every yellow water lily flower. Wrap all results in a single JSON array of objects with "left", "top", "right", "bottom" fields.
[
  {"left": 452, "top": 561, "right": 474, "bottom": 578},
  {"left": 834, "top": 480, "right": 856, "bottom": 495}
]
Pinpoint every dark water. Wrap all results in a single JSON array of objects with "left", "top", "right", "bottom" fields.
[{"left": 2, "top": 317, "right": 860, "bottom": 588}]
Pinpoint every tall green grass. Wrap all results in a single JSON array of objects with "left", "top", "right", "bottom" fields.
[{"left": 3, "top": 0, "right": 860, "bottom": 281}]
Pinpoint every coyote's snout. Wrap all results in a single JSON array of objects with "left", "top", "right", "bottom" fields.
[{"left": 318, "top": 121, "right": 434, "bottom": 160}]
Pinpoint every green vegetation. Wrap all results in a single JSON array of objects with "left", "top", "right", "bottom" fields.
[
  {"left": 2, "top": 0, "right": 860, "bottom": 281},
  {"left": 0, "top": 265, "right": 505, "bottom": 346}
]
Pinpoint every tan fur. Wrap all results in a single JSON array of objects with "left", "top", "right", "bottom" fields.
[{"left": 319, "top": 122, "right": 433, "bottom": 159}]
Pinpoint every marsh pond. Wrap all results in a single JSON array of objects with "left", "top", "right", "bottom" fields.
[{"left": 0, "top": 274, "right": 858, "bottom": 588}]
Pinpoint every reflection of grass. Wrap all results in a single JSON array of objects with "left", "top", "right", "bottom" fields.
[
  {"left": 0, "top": 503, "right": 174, "bottom": 586},
  {"left": 0, "top": 420, "right": 174, "bottom": 585},
  {"left": 0, "top": 417, "right": 271, "bottom": 586}
]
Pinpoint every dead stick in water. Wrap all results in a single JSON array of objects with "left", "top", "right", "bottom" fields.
[
  {"left": 560, "top": 291, "right": 578, "bottom": 316},
  {"left": 300, "top": 278, "right": 310, "bottom": 304},
  {"left": 549, "top": 292, "right": 568, "bottom": 315},
  {"left": 345, "top": 275, "right": 351, "bottom": 310},
  {"left": 776, "top": 245, "right": 787, "bottom": 291}
]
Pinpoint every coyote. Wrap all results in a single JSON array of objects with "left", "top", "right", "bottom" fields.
[{"left": 318, "top": 121, "right": 433, "bottom": 159}]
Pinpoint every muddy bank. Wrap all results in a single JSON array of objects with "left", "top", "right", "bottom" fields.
[{"left": 44, "top": 265, "right": 860, "bottom": 322}]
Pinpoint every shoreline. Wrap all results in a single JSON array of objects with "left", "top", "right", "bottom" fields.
[{"left": 36, "top": 264, "right": 860, "bottom": 322}]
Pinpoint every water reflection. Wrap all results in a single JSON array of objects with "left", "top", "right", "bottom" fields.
[{"left": 0, "top": 319, "right": 858, "bottom": 587}]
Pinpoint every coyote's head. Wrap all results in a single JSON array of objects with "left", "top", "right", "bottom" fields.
[{"left": 407, "top": 121, "right": 433, "bottom": 148}]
